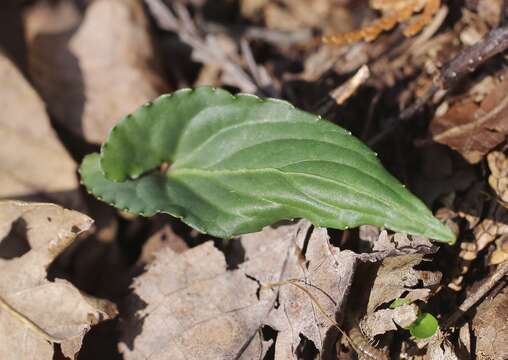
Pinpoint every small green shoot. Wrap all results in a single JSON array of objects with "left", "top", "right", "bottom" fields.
[
  {"left": 389, "top": 297, "right": 413, "bottom": 309},
  {"left": 407, "top": 312, "right": 439, "bottom": 339}
]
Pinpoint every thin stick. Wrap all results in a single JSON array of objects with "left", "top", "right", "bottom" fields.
[
  {"left": 144, "top": 0, "right": 258, "bottom": 93},
  {"left": 368, "top": 24, "right": 508, "bottom": 146},
  {"left": 443, "top": 261, "right": 508, "bottom": 328}
]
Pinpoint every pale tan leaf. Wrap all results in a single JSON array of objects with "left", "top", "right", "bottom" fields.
[
  {"left": 25, "top": 0, "right": 167, "bottom": 144},
  {"left": 0, "top": 52, "right": 82, "bottom": 209},
  {"left": 0, "top": 201, "right": 117, "bottom": 360},
  {"left": 362, "top": 304, "right": 418, "bottom": 337},
  {"left": 424, "top": 333, "right": 458, "bottom": 359},
  {"left": 472, "top": 286, "right": 508, "bottom": 359},
  {"left": 487, "top": 151, "right": 508, "bottom": 204},
  {"left": 360, "top": 252, "right": 442, "bottom": 339},
  {"left": 119, "top": 221, "right": 359, "bottom": 359},
  {"left": 139, "top": 224, "right": 189, "bottom": 265},
  {"left": 367, "top": 254, "right": 441, "bottom": 314}
]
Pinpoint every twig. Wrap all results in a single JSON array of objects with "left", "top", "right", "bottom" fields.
[
  {"left": 240, "top": 39, "right": 278, "bottom": 97},
  {"left": 244, "top": 27, "right": 312, "bottom": 48},
  {"left": 203, "top": 22, "right": 313, "bottom": 48},
  {"left": 440, "top": 26, "right": 508, "bottom": 88},
  {"left": 443, "top": 261, "right": 508, "bottom": 328},
  {"left": 407, "top": 6, "right": 449, "bottom": 53},
  {"left": 329, "top": 65, "right": 370, "bottom": 106},
  {"left": 144, "top": 0, "right": 258, "bottom": 93},
  {"left": 368, "top": 24, "right": 508, "bottom": 146}
]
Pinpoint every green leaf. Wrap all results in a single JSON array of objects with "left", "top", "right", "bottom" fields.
[
  {"left": 79, "top": 87, "right": 455, "bottom": 242},
  {"left": 408, "top": 313, "right": 439, "bottom": 339},
  {"left": 389, "top": 298, "right": 413, "bottom": 309}
]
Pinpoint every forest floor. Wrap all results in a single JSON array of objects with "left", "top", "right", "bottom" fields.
[{"left": 0, "top": 0, "right": 507, "bottom": 359}]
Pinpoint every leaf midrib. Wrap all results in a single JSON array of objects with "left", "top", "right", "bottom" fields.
[
  {"left": 176, "top": 150, "right": 423, "bottom": 222},
  {"left": 173, "top": 119, "right": 376, "bottom": 168},
  {"left": 169, "top": 167, "right": 432, "bottom": 231}
]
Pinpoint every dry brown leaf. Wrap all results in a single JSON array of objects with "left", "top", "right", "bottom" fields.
[
  {"left": 490, "top": 234, "right": 508, "bottom": 265},
  {"left": 366, "top": 254, "right": 441, "bottom": 314},
  {"left": 0, "top": 52, "right": 82, "bottom": 209},
  {"left": 0, "top": 201, "right": 117, "bottom": 360},
  {"left": 359, "top": 226, "right": 437, "bottom": 258},
  {"left": 360, "top": 253, "right": 441, "bottom": 339},
  {"left": 362, "top": 304, "right": 418, "bottom": 337},
  {"left": 472, "top": 286, "right": 508, "bottom": 359},
  {"left": 448, "top": 204, "right": 508, "bottom": 290},
  {"left": 430, "top": 73, "right": 508, "bottom": 164},
  {"left": 119, "top": 221, "right": 360, "bottom": 359},
  {"left": 139, "top": 223, "right": 188, "bottom": 264},
  {"left": 423, "top": 333, "right": 458, "bottom": 359},
  {"left": 487, "top": 151, "right": 508, "bottom": 205},
  {"left": 25, "top": 0, "right": 167, "bottom": 144}
]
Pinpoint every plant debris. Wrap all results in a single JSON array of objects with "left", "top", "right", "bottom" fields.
[
  {"left": 0, "top": 52, "right": 82, "bottom": 209},
  {"left": 119, "top": 221, "right": 360, "bottom": 359},
  {"left": 0, "top": 201, "right": 116, "bottom": 359},
  {"left": 1, "top": 0, "right": 507, "bottom": 358}
]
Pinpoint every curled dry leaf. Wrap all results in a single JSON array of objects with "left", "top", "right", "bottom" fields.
[
  {"left": 362, "top": 304, "right": 418, "bottom": 337},
  {"left": 119, "top": 221, "right": 360, "bottom": 359},
  {"left": 25, "top": 0, "right": 167, "bottom": 144},
  {"left": 431, "top": 72, "right": 508, "bottom": 164},
  {"left": 361, "top": 253, "right": 442, "bottom": 339},
  {"left": 424, "top": 333, "right": 458, "bottom": 359},
  {"left": 490, "top": 233, "right": 508, "bottom": 265},
  {"left": 0, "top": 201, "right": 117, "bottom": 360},
  {"left": 0, "top": 52, "right": 81, "bottom": 209},
  {"left": 449, "top": 204, "right": 508, "bottom": 290},
  {"left": 359, "top": 225, "right": 437, "bottom": 259},
  {"left": 472, "top": 286, "right": 508, "bottom": 359},
  {"left": 487, "top": 151, "right": 508, "bottom": 205}
]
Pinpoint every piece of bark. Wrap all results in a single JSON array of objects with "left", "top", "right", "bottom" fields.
[
  {"left": 0, "top": 201, "right": 117, "bottom": 360},
  {"left": 25, "top": 0, "right": 167, "bottom": 144},
  {"left": 0, "top": 52, "right": 82, "bottom": 209}
]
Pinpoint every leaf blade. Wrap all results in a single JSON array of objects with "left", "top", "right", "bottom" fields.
[{"left": 80, "top": 87, "right": 455, "bottom": 242}]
